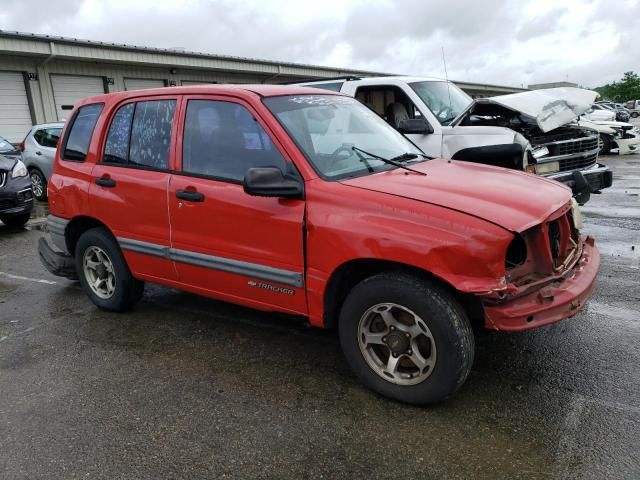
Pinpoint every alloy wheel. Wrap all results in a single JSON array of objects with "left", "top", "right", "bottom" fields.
[
  {"left": 357, "top": 303, "right": 437, "bottom": 386},
  {"left": 83, "top": 246, "right": 116, "bottom": 299}
]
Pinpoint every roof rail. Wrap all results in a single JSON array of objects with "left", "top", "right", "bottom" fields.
[{"left": 277, "top": 75, "right": 363, "bottom": 85}]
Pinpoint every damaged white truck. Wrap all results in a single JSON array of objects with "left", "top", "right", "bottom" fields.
[{"left": 297, "top": 77, "right": 612, "bottom": 204}]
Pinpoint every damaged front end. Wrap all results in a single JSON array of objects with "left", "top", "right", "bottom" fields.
[
  {"left": 478, "top": 201, "right": 599, "bottom": 331},
  {"left": 454, "top": 87, "right": 613, "bottom": 204}
]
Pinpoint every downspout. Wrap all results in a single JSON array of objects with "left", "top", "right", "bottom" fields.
[
  {"left": 40, "top": 41, "right": 57, "bottom": 67},
  {"left": 38, "top": 42, "right": 57, "bottom": 122},
  {"left": 262, "top": 64, "right": 282, "bottom": 84}
]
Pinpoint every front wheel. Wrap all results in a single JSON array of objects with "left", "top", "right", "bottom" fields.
[
  {"left": 75, "top": 227, "right": 144, "bottom": 312},
  {"left": 599, "top": 134, "right": 612, "bottom": 155},
  {"left": 339, "top": 273, "right": 474, "bottom": 404}
]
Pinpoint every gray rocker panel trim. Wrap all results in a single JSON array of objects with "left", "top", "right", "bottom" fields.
[{"left": 117, "top": 237, "right": 303, "bottom": 288}]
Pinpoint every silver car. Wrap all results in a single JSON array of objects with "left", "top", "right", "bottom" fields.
[{"left": 20, "top": 122, "right": 64, "bottom": 201}]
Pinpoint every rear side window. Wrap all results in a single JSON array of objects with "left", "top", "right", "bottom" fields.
[
  {"left": 104, "top": 103, "right": 135, "bottom": 164},
  {"left": 63, "top": 104, "right": 103, "bottom": 161},
  {"left": 103, "top": 100, "right": 176, "bottom": 170},
  {"left": 33, "top": 128, "right": 62, "bottom": 148},
  {"left": 182, "top": 100, "right": 286, "bottom": 181}
]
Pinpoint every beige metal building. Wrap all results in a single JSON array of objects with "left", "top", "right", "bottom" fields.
[{"left": 0, "top": 30, "right": 527, "bottom": 142}]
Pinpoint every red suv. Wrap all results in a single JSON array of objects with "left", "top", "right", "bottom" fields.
[{"left": 39, "top": 85, "right": 600, "bottom": 403}]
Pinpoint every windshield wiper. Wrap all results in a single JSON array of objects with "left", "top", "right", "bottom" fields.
[{"left": 351, "top": 146, "right": 427, "bottom": 176}]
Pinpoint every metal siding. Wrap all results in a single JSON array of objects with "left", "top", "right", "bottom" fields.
[
  {"left": 0, "top": 71, "right": 33, "bottom": 142},
  {"left": 124, "top": 78, "right": 166, "bottom": 91},
  {"left": 50, "top": 74, "right": 105, "bottom": 121}
]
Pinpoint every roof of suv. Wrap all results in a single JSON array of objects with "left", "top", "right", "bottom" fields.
[{"left": 77, "top": 84, "right": 344, "bottom": 107}]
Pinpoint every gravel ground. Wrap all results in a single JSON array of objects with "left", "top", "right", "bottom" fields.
[{"left": 0, "top": 155, "right": 639, "bottom": 479}]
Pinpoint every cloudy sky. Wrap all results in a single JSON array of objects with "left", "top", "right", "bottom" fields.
[{"left": 1, "top": 0, "right": 638, "bottom": 88}]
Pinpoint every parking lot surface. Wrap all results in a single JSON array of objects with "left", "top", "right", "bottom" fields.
[{"left": 1, "top": 155, "right": 639, "bottom": 479}]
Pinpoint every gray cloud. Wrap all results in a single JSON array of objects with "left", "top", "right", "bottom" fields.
[{"left": 0, "top": 0, "right": 638, "bottom": 88}]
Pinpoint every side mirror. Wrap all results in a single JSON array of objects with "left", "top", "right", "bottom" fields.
[
  {"left": 398, "top": 118, "right": 433, "bottom": 135},
  {"left": 243, "top": 167, "right": 304, "bottom": 199}
]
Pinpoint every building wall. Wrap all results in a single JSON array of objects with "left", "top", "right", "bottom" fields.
[{"left": 0, "top": 54, "right": 304, "bottom": 130}]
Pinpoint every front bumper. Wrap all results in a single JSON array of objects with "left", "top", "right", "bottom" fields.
[
  {"left": 482, "top": 237, "right": 599, "bottom": 332},
  {"left": 613, "top": 133, "right": 640, "bottom": 155},
  {"left": 0, "top": 186, "right": 34, "bottom": 215},
  {"left": 548, "top": 164, "right": 613, "bottom": 204}
]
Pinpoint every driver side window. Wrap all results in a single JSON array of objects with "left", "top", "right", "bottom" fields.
[{"left": 354, "top": 85, "right": 422, "bottom": 129}]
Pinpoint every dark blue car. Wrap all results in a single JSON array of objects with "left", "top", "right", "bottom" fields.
[{"left": 0, "top": 134, "right": 33, "bottom": 227}]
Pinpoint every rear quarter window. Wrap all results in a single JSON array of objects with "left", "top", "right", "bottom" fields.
[{"left": 63, "top": 103, "right": 104, "bottom": 161}]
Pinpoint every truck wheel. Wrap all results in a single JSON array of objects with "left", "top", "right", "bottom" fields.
[
  {"left": 631, "top": 112, "right": 638, "bottom": 118},
  {"left": 599, "top": 134, "right": 612, "bottom": 155},
  {"left": 338, "top": 272, "right": 474, "bottom": 404},
  {"left": 75, "top": 227, "right": 144, "bottom": 312},
  {"left": 0, "top": 212, "right": 31, "bottom": 227},
  {"left": 29, "top": 168, "right": 47, "bottom": 201}
]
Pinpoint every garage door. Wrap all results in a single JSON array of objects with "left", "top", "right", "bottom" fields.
[
  {"left": 124, "top": 78, "right": 166, "bottom": 91},
  {"left": 181, "top": 80, "right": 217, "bottom": 86},
  {"left": 0, "top": 71, "right": 33, "bottom": 143},
  {"left": 51, "top": 74, "right": 105, "bottom": 121}
]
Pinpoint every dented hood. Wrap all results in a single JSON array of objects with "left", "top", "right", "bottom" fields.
[
  {"left": 474, "top": 87, "right": 598, "bottom": 133},
  {"left": 341, "top": 159, "right": 571, "bottom": 232}
]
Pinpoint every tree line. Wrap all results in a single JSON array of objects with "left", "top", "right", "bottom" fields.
[{"left": 594, "top": 71, "right": 640, "bottom": 103}]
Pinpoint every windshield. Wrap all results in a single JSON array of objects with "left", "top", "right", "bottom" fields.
[
  {"left": 0, "top": 135, "right": 17, "bottom": 154},
  {"left": 409, "top": 81, "right": 472, "bottom": 126},
  {"left": 264, "top": 95, "right": 423, "bottom": 180}
]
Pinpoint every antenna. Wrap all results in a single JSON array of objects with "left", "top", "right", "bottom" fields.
[{"left": 442, "top": 47, "right": 453, "bottom": 115}]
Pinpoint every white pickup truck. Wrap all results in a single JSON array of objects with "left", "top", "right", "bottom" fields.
[
  {"left": 297, "top": 76, "right": 612, "bottom": 204},
  {"left": 624, "top": 99, "right": 640, "bottom": 118}
]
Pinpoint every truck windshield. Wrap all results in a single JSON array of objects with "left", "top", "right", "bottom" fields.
[
  {"left": 264, "top": 95, "right": 423, "bottom": 180},
  {"left": 409, "top": 81, "right": 472, "bottom": 126}
]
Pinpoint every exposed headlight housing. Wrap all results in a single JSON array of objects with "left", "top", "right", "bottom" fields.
[
  {"left": 11, "top": 160, "right": 28, "bottom": 178},
  {"left": 535, "top": 161, "right": 560, "bottom": 175}
]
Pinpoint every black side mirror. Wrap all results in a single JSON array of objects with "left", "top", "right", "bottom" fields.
[
  {"left": 398, "top": 118, "right": 433, "bottom": 135},
  {"left": 243, "top": 167, "right": 304, "bottom": 199}
]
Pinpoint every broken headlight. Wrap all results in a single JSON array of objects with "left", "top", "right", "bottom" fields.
[{"left": 535, "top": 161, "right": 560, "bottom": 174}]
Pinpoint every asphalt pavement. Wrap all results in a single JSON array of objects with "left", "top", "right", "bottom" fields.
[{"left": 0, "top": 155, "right": 639, "bottom": 479}]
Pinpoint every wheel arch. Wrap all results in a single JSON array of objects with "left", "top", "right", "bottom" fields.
[
  {"left": 322, "top": 258, "right": 484, "bottom": 330},
  {"left": 64, "top": 216, "right": 114, "bottom": 255}
]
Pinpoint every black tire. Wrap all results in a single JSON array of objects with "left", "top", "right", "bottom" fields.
[
  {"left": 339, "top": 272, "right": 474, "bottom": 404},
  {"left": 0, "top": 212, "right": 31, "bottom": 227},
  {"left": 75, "top": 227, "right": 144, "bottom": 312},
  {"left": 631, "top": 112, "right": 638, "bottom": 118},
  {"left": 599, "top": 134, "right": 612, "bottom": 155},
  {"left": 29, "top": 168, "right": 48, "bottom": 201}
]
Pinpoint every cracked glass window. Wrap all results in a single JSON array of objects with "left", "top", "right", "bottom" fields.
[
  {"left": 129, "top": 100, "right": 176, "bottom": 170},
  {"left": 104, "top": 103, "right": 135, "bottom": 164}
]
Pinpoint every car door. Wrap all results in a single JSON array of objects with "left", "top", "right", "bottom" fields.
[
  {"left": 89, "top": 96, "right": 179, "bottom": 281},
  {"left": 168, "top": 95, "right": 307, "bottom": 313}
]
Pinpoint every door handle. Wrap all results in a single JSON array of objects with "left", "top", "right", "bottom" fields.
[
  {"left": 95, "top": 176, "right": 116, "bottom": 188},
  {"left": 35, "top": 151, "right": 42, "bottom": 156},
  {"left": 176, "top": 189, "right": 205, "bottom": 202}
]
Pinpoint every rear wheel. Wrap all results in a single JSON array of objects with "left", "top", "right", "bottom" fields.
[
  {"left": 29, "top": 169, "right": 47, "bottom": 201},
  {"left": 339, "top": 272, "right": 474, "bottom": 404},
  {"left": 631, "top": 112, "right": 638, "bottom": 118},
  {"left": 0, "top": 212, "right": 31, "bottom": 227},
  {"left": 75, "top": 227, "right": 144, "bottom": 312}
]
